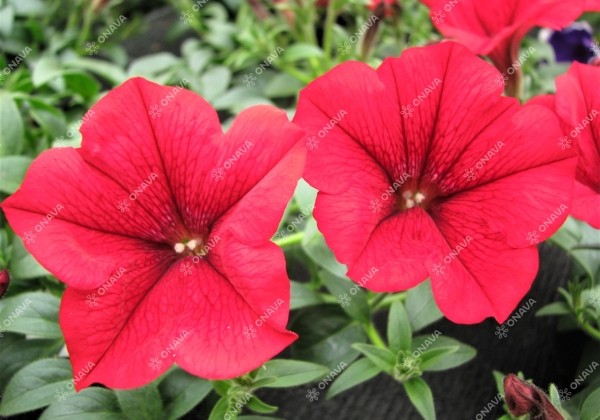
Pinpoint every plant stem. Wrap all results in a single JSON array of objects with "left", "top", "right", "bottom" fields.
[
  {"left": 322, "top": 0, "right": 337, "bottom": 69},
  {"left": 274, "top": 232, "right": 304, "bottom": 248},
  {"left": 364, "top": 322, "right": 387, "bottom": 348}
]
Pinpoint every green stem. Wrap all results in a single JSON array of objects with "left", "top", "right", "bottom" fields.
[
  {"left": 372, "top": 292, "right": 407, "bottom": 312},
  {"left": 576, "top": 316, "right": 600, "bottom": 342},
  {"left": 364, "top": 322, "right": 387, "bottom": 348},
  {"left": 274, "top": 231, "right": 304, "bottom": 248},
  {"left": 322, "top": 0, "right": 337, "bottom": 69},
  {"left": 77, "top": 2, "right": 94, "bottom": 52}
]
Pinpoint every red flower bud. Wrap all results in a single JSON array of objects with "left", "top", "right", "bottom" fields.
[
  {"left": 503, "top": 374, "right": 564, "bottom": 420},
  {"left": 0, "top": 269, "right": 9, "bottom": 298}
]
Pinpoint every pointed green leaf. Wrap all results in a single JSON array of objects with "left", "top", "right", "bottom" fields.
[
  {"left": 351, "top": 344, "right": 395, "bottom": 373},
  {"left": 208, "top": 397, "right": 231, "bottom": 420},
  {"left": 0, "top": 156, "right": 32, "bottom": 194},
  {"left": 0, "top": 358, "right": 73, "bottom": 416},
  {"left": 246, "top": 396, "right": 277, "bottom": 414},
  {"left": 115, "top": 384, "right": 162, "bottom": 420},
  {"left": 406, "top": 279, "right": 444, "bottom": 331},
  {"left": 254, "top": 360, "right": 330, "bottom": 388},
  {"left": 0, "top": 92, "right": 24, "bottom": 156},
  {"left": 411, "top": 335, "right": 475, "bottom": 371},
  {"left": 40, "top": 388, "right": 125, "bottom": 419},
  {"left": 327, "top": 358, "right": 381, "bottom": 399},
  {"left": 0, "top": 292, "right": 61, "bottom": 339},
  {"left": 418, "top": 347, "right": 459, "bottom": 371},
  {"left": 388, "top": 301, "right": 412, "bottom": 352},
  {"left": 403, "top": 377, "right": 436, "bottom": 420},
  {"left": 158, "top": 368, "right": 212, "bottom": 420},
  {"left": 581, "top": 388, "right": 600, "bottom": 420},
  {"left": 536, "top": 302, "right": 571, "bottom": 317},
  {"left": 320, "top": 270, "right": 370, "bottom": 323}
]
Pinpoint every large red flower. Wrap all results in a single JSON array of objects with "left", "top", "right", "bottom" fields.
[
  {"left": 422, "top": 0, "right": 585, "bottom": 95},
  {"left": 294, "top": 42, "right": 577, "bottom": 324},
  {"left": 0, "top": 78, "right": 305, "bottom": 389},
  {"left": 553, "top": 63, "right": 600, "bottom": 228}
]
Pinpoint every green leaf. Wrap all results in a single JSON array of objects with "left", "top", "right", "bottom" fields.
[
  {"left": 301, "top": 218, "right": 346, "bottom": 278},
  {"left": 0, "top": 156, "right": 32, "bottom": 194},
  {"left": 64, "top": 58, "right": 126, "bottom": 85},
  {"left": 32, "top": 56, "right": 64, "bottom": 87},
  {"left": 548, "top": 384, "right": 563, "bottom": 410},
  {"left": 281, "top": 44, "right": 324, "bottom": 63},
  {"left": 388, "top": 301, "right": 412, "bottom": 353},
  {"left": 0, "top": 358, "right": 74, "bottom": 416},
  {"left": 115, "top": 384, "right": 162, "bottom": 420},
  {"left": 291, "top": 304, "right": 366, "bottom": 368},
  {"left": 201, "top": 66, "right": 232, "bottom": 101},
  {"left": 264, "top": 73, "right": 303, "bottom": 98},
  {"left": 0, "top": 92, "right": 24, "bottom": 156},
  {"left": 405, "top": 279, "right": 444, "bottom": 331},
  {"left": 290, "top": 281, "right": 324, "bottom": 310},
  {"left": 411, "top": 335, "right": 475, "bottom": 372},
  {"left": 254, "top": 360, "right": 330, "bottom": 388},
  {"left": 293, "top": 179, "right": 317, "bottom": 212},
  {"left": 0, "top": 5, "right": 15, "bottom": 37},
  {"left": 320, "top": 270, "right": 370, "bottom": 323},
  {"left": 128, "top": 53, "right": 179, "bottom": 78},
  {"left": 582, "top": 388, "right": 600, "bottom": 420},
  {"left": 64, "top": 72, "right": 101, "bottom": 102},
  {"left": 40, "top": 388, "right": 125, "bottom": 420},
  {"left": 7, "top": 0, "right": 45, "bottom": 16},
  {"left": 0, "top": 334, "right": 60, "bottom": 394},
  {"left": 403, "top": 377, "right": 436, "bottom": 420},
  {"left": 158, "top": 368, "right": 212, "bottom": 420},
  {"left": 9, "top": 235, "right": 51, "bottom": 279},
  {"left": 0, "top": 292, "right": 61, "bottom": 338},
  {"left": 327, "top": 358, "right": 381, "bottom": 399},
  {"left": 246, "top": 396, "right": 277, "bottom": 414},
  {"left": 418, "top": 347, "right": 459, "bottom": 371},
  {"left": 536, "top": 302, "right": 571, "bottom": 317},
  {"left": 208, "top": 397, "right": 231, "bottom": 420},
  {"left": 351, "top": 344, "right": 395, "bottom": 373}
]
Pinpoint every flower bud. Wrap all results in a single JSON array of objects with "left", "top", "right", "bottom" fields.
[
  {"left": 503, "top": 374, "right": 564, "bottom": 420},
  {"left": 0, "top": 269, "right": 9, "bottom": 298}
]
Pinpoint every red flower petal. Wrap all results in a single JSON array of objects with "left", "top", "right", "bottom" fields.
[
  {"left": 554, "top": 63, "right": 600, "bottom": 227},
  {"left": 1, "top": 77, "right": 304, "bottom": 388},
  {"left": 296, "top": 42, "right": 576, "bottom": 323}
]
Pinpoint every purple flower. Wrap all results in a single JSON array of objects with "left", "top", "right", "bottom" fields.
[{"left": 539, "top": 22, "right": 597, "bottom": 63}]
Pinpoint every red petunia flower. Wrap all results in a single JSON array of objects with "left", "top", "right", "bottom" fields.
[
  {"left": 552, "top": 63, "right": 600, "bottom": 228},
  {"left": 0, "top": 78, "right": 305, "bottom": 389},
  {"left": 422, "top": 0, "right": 585, "bottom": 96},
  {"left": 293, "top": 42, "right": 577, "bottom": 324}
]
